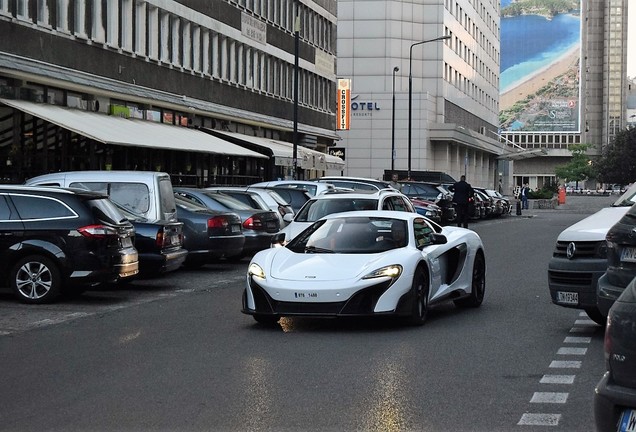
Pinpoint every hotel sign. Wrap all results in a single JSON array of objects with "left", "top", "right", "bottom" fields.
[{"left": 337, "top": 79, "right": 351, "bottom": 130}]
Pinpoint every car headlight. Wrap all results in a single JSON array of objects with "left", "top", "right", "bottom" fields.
[
  {"left": 248, "top": 263, "right": 266, "bottom": 279},
  {"left": 362, "top": 265, "right": 402, "bottom": 280}
]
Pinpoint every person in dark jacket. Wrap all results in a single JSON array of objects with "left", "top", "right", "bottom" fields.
[
  {"left": 520, "top": 183, "right": 531, "bottom": 209},
  {"left": 449, "top": 175, "right": 474, "bottom": 228}
]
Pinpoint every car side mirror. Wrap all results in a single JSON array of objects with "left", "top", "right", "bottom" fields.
[
  {"left": 271, "top": 232, "right": 286, "bottom": 246},
  {"left": 431, "top": 233, "right": 447, "bottom": 245},
  {"left": 283, "top": 213, "right": 294, "bottom": 223}
]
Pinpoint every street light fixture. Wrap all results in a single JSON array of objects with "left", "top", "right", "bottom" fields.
[
  {"left": 391, "top": 66, "right": 399, "bottom": 172},
  {"left": 407, "top": 35, "right": 451, "bottom": 179}
]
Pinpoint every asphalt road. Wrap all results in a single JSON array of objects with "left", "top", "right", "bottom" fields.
[{"left": 0, "top": 195, "right": 617, "bottom": 432}]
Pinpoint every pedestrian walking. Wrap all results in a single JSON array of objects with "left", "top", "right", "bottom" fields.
[{"left": 449, "top": 175, "right": 474, "bottom": 228}]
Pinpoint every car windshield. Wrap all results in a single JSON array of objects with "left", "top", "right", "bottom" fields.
[
  {"left": 204, "top": 192, "right": 255, "bottom": 210},
  {"left": 294, "top": 198, "right": 378, "bottom": 222},
  {"left": 175, "top": 194, "right": 214, "bottom": 212},
  {"left": 612, "top": 183, "right": 636, "bottom": 207},
  {"left": 287, "top": 217, "right": 408, "bottom": 254}
]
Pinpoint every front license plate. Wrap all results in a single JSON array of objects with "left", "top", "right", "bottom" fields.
[
  {"left": 618, "top": 409, "right": 636, "bottom": 432},
  {"left": 294, "top": 292, "right": 318, "bottom": 299},
  {"left": 621, "top": 247, "right": 636, "bottom": 262},
  {"left": 557, "top": 291, "right": 578, "bottom": 305}
]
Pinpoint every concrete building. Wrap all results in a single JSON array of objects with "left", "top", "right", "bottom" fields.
[
  {"left": 0, "top": 0, "right": 343, "bottom": 185},
  {"left": 335, "top": 0, "right": 503, "bottom": 188}
]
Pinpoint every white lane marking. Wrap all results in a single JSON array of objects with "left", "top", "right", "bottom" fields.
[
  {"left": 557, "top": 347, "right": 588, "bottom": 355},
  {"left": 531, "top": 392, "right": 569, "bottom": 403},
  {"left": 540, "top": 375, "right": 575, "bottom": 384},
  {"left": 549, "top": 360, "right": 582, "bottom": 368},
  {"left": 574, "top": 319, "right": 597, "bottom": 326},
  {"left": 564, "top": 336, "right": 591, "bottom": 343},
  {"left": 569, "top": 327, "right": 594, "bottom": 333},
  {"left": 518, "top": 413, "right": 561, "bottom": 426}
]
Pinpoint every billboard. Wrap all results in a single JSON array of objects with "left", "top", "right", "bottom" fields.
[{"left": 499, "top": 0, "right": 581, "bottom": 133}]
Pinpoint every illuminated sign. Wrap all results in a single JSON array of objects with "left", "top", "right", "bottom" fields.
[{"left": 337, "top": 79, "right": 351, "bottom": 130}]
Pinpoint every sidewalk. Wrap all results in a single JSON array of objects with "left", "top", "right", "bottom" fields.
[{"left": 517, "top": 194, "right": 618, "bottom": 217}]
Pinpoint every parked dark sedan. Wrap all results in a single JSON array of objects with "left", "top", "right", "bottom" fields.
[
  {"left": 174, "top": 195, "right": 245, "bottom": 267},
  {"left": 598, "top": 204, "right": 636, "bottom": 317},
  {"left": 401, "top": 181, "right": 456, "bottom": 224},
  {"left": 174, "top": 188, "right": 280, "bottom": 259},
  {"left": 115, "top": 204, "right": 188, "bottom": 276},
  {"left": 594, "top": 276, "right": 636, "bottom": 432}
]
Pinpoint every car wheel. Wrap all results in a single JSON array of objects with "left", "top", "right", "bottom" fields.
[
  {"left": 10, "top": 255, "right": 62, "bottom": 304},
  {"left": 253, "top": 314, "right": 279, "bottom": 327},
  {"left": 584, "top": 307, "right": 607, "bottom": 326},
  {"left": 454, "top": 252, "right": 486, "bottom": 308},
  {"left": 406, "top": 267, "right": 429, "bottom": 326}
]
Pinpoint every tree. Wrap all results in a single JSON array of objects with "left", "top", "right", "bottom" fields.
[
  {"left": 595, "top": 128, "right": 636, "bottom": 185},
  {"left": 554, "top": 143, "right": 596, "bottom": 187}
]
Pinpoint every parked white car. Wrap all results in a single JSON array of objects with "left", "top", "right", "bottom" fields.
[
  {"left": 277, "top": 189, "right": 416, "bottom": 242},
  {"left": 249, "top": 180, "right": 335, "bottom": 197},
  {"left": 547, "top": 182, "right": 636, "bottom": 324}
]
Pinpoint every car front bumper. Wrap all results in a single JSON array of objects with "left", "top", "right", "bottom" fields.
[{"left": 548, "top": 257, "right": 607, "bottom": 310}]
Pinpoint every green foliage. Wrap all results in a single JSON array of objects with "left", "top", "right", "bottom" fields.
[
  {"left": 594, "top": 128, "right": 636, "bottom": 185},
  {"left": 528, "top": 187, "right": 556, "bottom": 199},
  {"left": 554, "top": 143, "right": 596, "bottom": 183}
]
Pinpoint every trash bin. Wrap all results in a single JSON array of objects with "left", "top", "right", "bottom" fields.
[
  {"left": 558, "top": 187, "right": 566, "bottom": 205},
  {"left": 516, "top": 199, "right": 522, "bottom": 215}
]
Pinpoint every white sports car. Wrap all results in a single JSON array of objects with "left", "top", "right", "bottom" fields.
[{"left": 242, "top": 211, "right": 486, "bottom": 326}]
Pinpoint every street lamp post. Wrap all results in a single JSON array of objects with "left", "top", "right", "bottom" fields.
[
  {"left": 292, "top": 15, "right": 300, "bottom": 179},
  {"left": 407, "top": 35, "right": 451, "bottom": 180},
  {"left": 391, "top": 66, "right": 399, "bottom": 172}
]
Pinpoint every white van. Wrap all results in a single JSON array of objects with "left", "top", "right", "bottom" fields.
[
  {"left": 547, "top": 182, "right": 636, "bottom": 324},
  {"left": 25, "top": 171, "right": 178, "bottom": 222}
]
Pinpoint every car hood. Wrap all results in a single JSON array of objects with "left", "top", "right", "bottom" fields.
[
  {"left": 267, "top": 248, "right": 387, "bottom": 281},
  {"left": 557, "top": 207, "right": 630, "bottom": 242}
]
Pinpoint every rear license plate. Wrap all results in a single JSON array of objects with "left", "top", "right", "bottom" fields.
[
  {"left": 619, "top": 409, "right": 636, "bottom": 432},
  {"left": 231, "top": 224, "right": 241, "bottom": 233},
  {"left": 267, "top": 221, "right": 277, "bottom": 229},
  {"left": 121, "top": 237, "right": 133, "bottom": 248},
  {"left": 621, "top": 247, "right": 636, "bottom": 262},
  {"left": 170, "top": 236, "right": 181, "bottom": 245},
  {"left": 557, "top": 291, "right": 578, "bottom": 305}
]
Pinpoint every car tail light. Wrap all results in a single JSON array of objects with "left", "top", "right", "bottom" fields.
[
  {"left": 156, "top": 228, "right": 180, "bottom": 248},
  {"left": 207, "top": 216, "right": 229, "bottom": 229},
  {"left": 156, "top": 230, "right": 165, "bottom": 247},
  {"left": 244, "top": 215, "right": 264, "bottom": 230},
  {"left": 78, "top": 225, "right": 118, "bottom": 239}
]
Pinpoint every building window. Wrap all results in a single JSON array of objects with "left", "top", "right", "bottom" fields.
[
  {"left": 74, "top": 0, "right": 87, "bottom": 37},
  {"left": 134, "top": 0, "right": 147, "bottom": 56},
  {"left": 37, "top": 0, "right": 50, "bottom": 27},
  {"left": 106, "top": 0, "right": 119, "bottom": 47}
]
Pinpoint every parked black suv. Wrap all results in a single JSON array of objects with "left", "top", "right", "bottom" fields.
[{"left": 0, "top": 186, "right": 139, "bottom": 303}]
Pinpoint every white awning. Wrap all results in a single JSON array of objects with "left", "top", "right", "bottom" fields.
[
  {"left": 0, "top": 98, "right": 267, "bottom": 158},
  {"left": 211, "top": 130, "right": 344, "bottom": 170}
]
